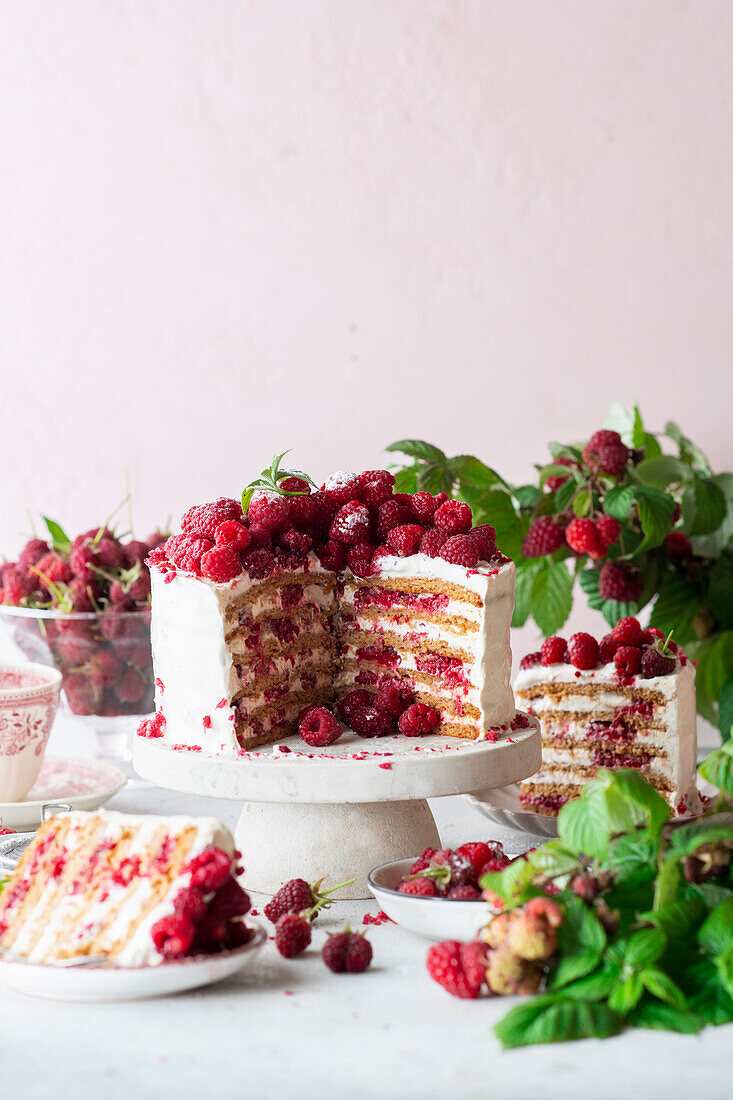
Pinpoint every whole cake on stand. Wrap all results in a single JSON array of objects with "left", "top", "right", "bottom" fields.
[{"left": 134, "top": 460, "right": 541, "bottom": 896}]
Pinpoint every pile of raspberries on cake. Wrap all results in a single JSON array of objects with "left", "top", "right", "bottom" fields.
[
  {"left": 149, "top": 469, "right": 503, "bottom": 585},
  {"left": 520, "top": 616, "right": 686, "bottom": 681}
]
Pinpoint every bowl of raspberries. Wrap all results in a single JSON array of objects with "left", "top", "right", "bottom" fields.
[
  {"left": 0, "top": 520, "right": 166, "bottom": 759},
  {"left": 368, "top": 842, "right": 512, "bottom": 941}
]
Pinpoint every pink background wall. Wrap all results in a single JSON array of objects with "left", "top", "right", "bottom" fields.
[{"left": 1, "top": 1, "right": 731, "bottom": 656}]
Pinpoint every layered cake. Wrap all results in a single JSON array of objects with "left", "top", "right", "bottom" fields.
[
  {"left": 514, "top": 618, "right": 700, "bottom": 816},
  {"left": 141, "top": 462, "right": 524, "bottom": 752},
  {"left": 0, "top": 809, "right": 252, "bottom": 964}
]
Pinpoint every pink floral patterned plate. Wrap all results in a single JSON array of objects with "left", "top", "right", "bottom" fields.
[{"left": 0, "top": 756, "right": 126, "bottom": 829}]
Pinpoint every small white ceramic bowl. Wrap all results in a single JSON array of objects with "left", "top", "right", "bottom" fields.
[
  {"left": 0, "top": 662, "right": 62, "bottom": 802},
  {"left": 368, "top": 857, "right": 495, "bottom": 941}
]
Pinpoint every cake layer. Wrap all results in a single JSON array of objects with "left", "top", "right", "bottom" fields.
[{"left": 0, "top": 810, "right": 236, "bottom": 966}]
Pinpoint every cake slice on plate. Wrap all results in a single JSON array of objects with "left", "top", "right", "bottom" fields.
[
  {"left": 0, "top": 809, "right": 252, "bottom": 965},
  {"left": 514, "top": 618, "right": 700, "bottom": 816}
]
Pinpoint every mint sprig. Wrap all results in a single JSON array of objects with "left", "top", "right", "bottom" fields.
[
  {"left": 480, "top": 759, "right": 733, "bottom": 1049},
  {"left": 241, "top": 451, "right": 316, "bottom": 515}
]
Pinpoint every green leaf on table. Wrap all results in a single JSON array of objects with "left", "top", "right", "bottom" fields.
[
  {"left": 624, "top": 928, "right": 667, "bottom": 969},
  {"left": 716, "top": 947, "right": 733, "bottom": 1000},
  {"left": 531, "top": 560, "right": 573, "bottom": 636},
  {"left": 628, "top": 998, "right": 703, "bottom": 1034},
  {"left": 494, "top": 995, "right": 623, "bottom": 1049},
  {"left": 560, "top": 965, "right": 620, "bottom": 1002},
  {"left": 42, "top": 516, "right": 71, "bottom": 555},
  {"left": 639, "top": 895, "right": 707, "bottom": 941},
  {"left": 632, "top": 486, "right": 676, "bottom": 554}
]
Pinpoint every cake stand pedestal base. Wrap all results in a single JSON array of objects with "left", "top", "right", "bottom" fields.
[{"left": 235, "top": 799, "right": 440, "bottom": 899}]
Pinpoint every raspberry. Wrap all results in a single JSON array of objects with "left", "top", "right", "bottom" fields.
[
  {"left": 346, "top": 542, "right": 374, "bottom": 578},
  {"left": 280, "top": 477, "right": 311, "bottom": 494},
  {"left": 322, "top": 929, "right": 373, "bottom": 973},
  {"left": 264, "top": 879, "right": 314, "bottom": 923},
  {"left": 89, "top": 649, "right": 123, "bottom": 687},
  {"left": 373, "top": 679, "right": 413, "bottom": 718},
  {"left": 468, "top": 524, "right": 496, "bottom": 561},
  {"left": 201, "top": 545, "right": 242, "bottom": 583},
  {"left": 612, "top": 616, "right": 643, "bottom": 645},
  {"left": 454, "top": 842, "right": 494, "bottom": 875},
  {"left": 599, "top": 633, "right": 620, "bottom": 663},
  {"left": 641, "top": 646, "right": 676, "bottom": 678},
  {"left": 541, "top": 636, "right": 568, "bottom": 665},
  {"left": 565, "top": 518, "right": 601, "bottom": 557},
  {"left": 2, "top": 567, "right": 35, "bottom": 605},
  {"left": 419, "top": 528, "right": 448, "bottom": 558},
  {"left": 399, "top": 877, "right": 438, "bottom": 896},
  {"left": 323, "top": 471, "right": 362, "bottom": 504},
  {"left": 614, "top": 645, "right": 642, "bottom": 677},
  {"left": 439, "top": 535, "right": 479, "bottom": 568},
  {"left": 409, "top": 846, "right": 437, "bottom": 873},
  {"left": 242, "top": 547, "right": 276, "bottom": 579},
  {"left": 63, "top": 672, "right": 97, "bottom": 715},
  {"left": 215, "top": 521, "right": 251, "bottom": 552},
  {"left": 297, "top": 705, "right": 343, "bottom": 748},
  {"left": 173, "top": 887, "right": 208, "bottom": 923},
  {"left": 583, "top": 434, "right": 630, "bottom": 477},
  {"left": 166, "top": 534, "right": 213, "bottom": 574},
  {"left": 426, "top": 940, "right": 483, "bottom": 999},
  {"left": 599, "top": 561, "right": 643, "bottom": 603},
  {"left": 596, "top": 514, "right": 621, "bottom": 550},
  {"left": 18, "top": 538, "right": 49, "bottom": 572},
  {"left": 288, "top": 494, "right": 317, "bottom": 527},
  {"left": 386, "top": 524, "right": 424, "bottom": 557},
  {"left": 247, "top": 524, "right": 272, "bottom": 549},
  {"left": 398, "top": 703, "right": 439, "bottom": 736},
  {"left": 208, "top": 878, "right": 252, "bottom": 921},
  {"left": 275, "top": 912, "right": 312, "bottom": 958},
  {"left": 330, "top": 502, "right": 370, "bottom": 545},
  {"left": 310, "top": 491, "right": 339, "bottom": 532},
  {"left": 338, "top": 689, "right": 374, "bottom": 724},
  {"left": 370, "top": 546, "right": 394, "bottom": 572},
  {"left": 115, "top": 669, "right": 146, "bottom": 703},
  {"left": 519, "top": 651, "right": 542, "bottom": 670},
  {"left": 278, "top": 528, "right": 313, "bottom": 553},
  {"left": 247, "top": 491, "right": 290, "bottom": 532},
  {"left": 376, "top": 499, "right": 412, "bottom": 538},
  {"left": 447, "top": 885, "right": 482, "bottom": 900},
  {"left": 411, "top": 492, "right": 441, "bottom": 522},
  {"left": 361, "top": 476, "right": 394, "bottom": 508},
  {"left": 317, "top": 540, "right": 347, "bottom": 571},
  {"left": 459, "top": 940, "right": 489, "bottom": 989},
  {"left": 129, "top": 572, "right": 152, "bottom": 602},
  {"left": 151, "top": 913, "right": 195, "bottom": 958},
  {"left": 0, "top": 827, "right": 14, "bottom": 836},
  {"left": 567, "top": 632, "right": 600, "bottom": 670},
  {"left": 123, "top": 540, "right": 150, "bottom": 567},
  {"left": 95, "top": 537, "right": 125, "bottom": 571},
  {"left": 181, "top": 498, "right": 243, "bottom": 539},
  {"left": 35, "top": 554, "right": 73, "bottom": 588},
  {"left": 545, "top": 455, "right": 574, "bottom": 491},
  {"left": 185, "top": 847, "right": 232, "bottom": 891},
  {"left": 521, "top": 517, "right": 564, "bottom": 558},
  {"left": 665, "top": 531, "right": 692, "bottom": 558},
  {"left": 69, "top": 543, "right": 96, "bottom": 583},
  {"left": 349, "top": 705, "right": 394, "bottom": 737},
  {"left": 434, "top": 500, "right": 472, "bottom": 534}
]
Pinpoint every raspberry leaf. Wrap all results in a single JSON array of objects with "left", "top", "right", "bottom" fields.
[
  {"left": 385, "top": 440, "right": 447, "bottom": 464},
  {"left": 494, "top": 995, "right": 623, "bottom": 1048},
  {"left": 42, "top": 516, "right": 71, "bottom": 555},
  {"left": 512, "top": 563, "right": 540, "bottom": 628},
  {"left": 630, "top": 486, "right": 676, "bottom": 555},
  {"left": 682, "top": 956, "right": 733, "bottom": 1024},
  {"left": 627, "top": 998, "right": 703, "bottom": 1033},
  {"left": 698, "top": 898, "right": 733, "bottom": 957},
  {"left": 682, "top": 477, "right": 728, "bottom": 537},
  {"left": 530, "top": 560, "right": 573, "bottom": 636}
]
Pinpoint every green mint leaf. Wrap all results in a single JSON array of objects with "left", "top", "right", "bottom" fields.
[
  {"left": 530, "top": 560, "right": 573, "bottom": 636},
  {"left": 628, "top": 998, "right": 703, "bottom": 1034},
  {"left": 608, "top": 974, "right": 644, "bottom": 1015},
  {"left": 640, "top": 968, "right": 687, "bottom": 1010},
  {"left": 494, "top": 995, "right": 623, "bottom": 1049},
  {"left": 698, "top": 898, "right": 733, "bottom": 956},
  {"left": 631, "top": 486, "right": 676, "bottom": 555},
  {"left": 385, "top": 440, "right": 448, "bottom": 464},
  {"left": 42, "top": 516, "right": 71, "bottom": 555}
]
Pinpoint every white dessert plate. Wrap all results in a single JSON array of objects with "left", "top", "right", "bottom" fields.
[
  {"left": 0, "top": 757, "right": 126, "bottom": 830},
  {"left": 465, "top": 784, "right": 559, "bottom": 838},
  {"left": 0, "top": 926, "right": 266, "bottom": 1002},
  {"left": 368, "top": 858, "right": 493, "bottom": 941}
]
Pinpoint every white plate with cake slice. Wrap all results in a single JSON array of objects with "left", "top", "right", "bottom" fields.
[
  {"left": 0, "top": 926, "right": 266, "bottom": 1002},
  {"left": 465, "top": 785, "right": 559, "bottom": 838}
]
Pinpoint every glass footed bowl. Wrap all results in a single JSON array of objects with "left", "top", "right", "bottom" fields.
[{"left": 0, "top": 606, "right": 153, "bottom": 763}]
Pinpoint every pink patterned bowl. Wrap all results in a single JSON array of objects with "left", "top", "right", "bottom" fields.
[{"left": 0, "top": 663, "right": 62, "bottom": 802}]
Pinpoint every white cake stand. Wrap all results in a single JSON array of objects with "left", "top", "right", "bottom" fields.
[{"left": 134, "top": 719, "right": 541, "bottom": 899}]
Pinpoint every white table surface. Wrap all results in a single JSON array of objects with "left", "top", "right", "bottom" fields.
[{"left": 2, "top": 719, "right": 732, "bottom": 1100}]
